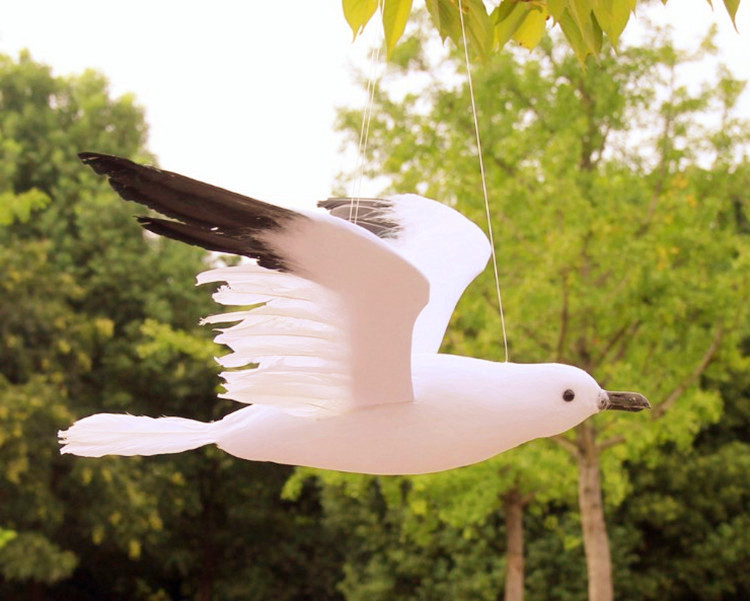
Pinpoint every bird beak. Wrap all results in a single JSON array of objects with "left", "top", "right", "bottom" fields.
[{"left": 600, "top": 390, "right": 651, "bottom": 412}]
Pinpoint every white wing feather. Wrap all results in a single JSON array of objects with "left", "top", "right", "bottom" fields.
[
  {"left": 199, "top": 212, "right": 430, "bottom": 417},
  {"left": 321, "top": 195, "right": 491, "bottom": 354}
]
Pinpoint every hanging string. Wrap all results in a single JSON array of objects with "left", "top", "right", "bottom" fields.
[
  {"left": 350, "top": 1, "right": 384, "bottom": 223},
  {"left": 457, "top": 0, "right": 509, "bottom": 362}
]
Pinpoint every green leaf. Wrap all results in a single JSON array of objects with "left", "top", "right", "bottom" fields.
[
  {"left": 382, "top": 0, "right": 413, "bottom": 59},
  {"left": 424, "top": 0, "right": 449, "bottom": 40},
  {"left": 557, "top": 3, "right": 602, "bottom": 61},
  {"left": 512, "top": 7, "right": 549, "bottom": 50},
  {"left": 587, "top": 10, "right": 604, "bottom": 53},
  {"left": 136, "top": 319, "right": 216, "bottom": 364},
  {"left": 427, "top": 0, "right": 493, "bottom": 61},
  {"left": 342, "top": 0, "right": 379, "bottom": 40},
  {"left": 723, "top": 0, "right": 740, "bottom": 30},
  {"left": 0, "top": 189, "right": 50, "bottom": 226},
  {"left": 592, "top": 0, "right": 633, "bottom": 48},
  {"left": 0, "top": 533, "right": 78, "bottom": 584},
  {"left": 557, "top": 9, "right": 590, "bottom": 62},
  {"left": 492, "top": 0, "right": 531, "bottom": 50},
  {"left": 548, "top": 0, "right": 566, "bottom": 22},
  {"left": 0, "top": 529, "right": 16, "bottom": 550},
  {"left": 567, "top": 0, "right": 594, "bottom": 33},
  {"left": 464, "top": 0, "right": 494, "bottom": 60}
]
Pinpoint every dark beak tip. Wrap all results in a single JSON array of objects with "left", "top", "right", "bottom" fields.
[{"left": 604, "top": 390, "right": 651, "bottom": 412}]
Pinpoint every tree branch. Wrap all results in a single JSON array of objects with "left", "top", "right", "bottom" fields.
[
  {"left": 519, "top": 325, "right": 553, "bottom": 354},
  {"left": 652, "top": 322, "right": 725, "bottom": 420},
  {"left": 591, "top": 122, "right": 611, "bottom": 169},
  {"left": 596, "top": 435, "right": 625, "bottom": 453},
  {"left": 491, "top": 155, "right": 517, "bottom": 177},
  {"left": 608, "top": 321, "right": 642, "bottom": 368},
  {"left": 593, "top": 320, "right": 638, "bottom": 371},
  {"left": 555, "top": 273, "right": 570, "bottom": 363},
  {"left": 551, "top": 434, "right": 579, "bottom": 456},
  {"left": 638, "top": 67, "right": 677, "bottom": 236},
  {"left": 639, "top": 339, "right": 658, "bottom": 380}
]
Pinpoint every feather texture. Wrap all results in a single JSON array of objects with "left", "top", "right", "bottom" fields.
[
  {"left": 59, "top": 414, "right": 217, "bottom": 457},
  {"left": 79, "top": 152, "right": 300, "bottom": 270},
  {"left": 200, "top": 264, "right": 350, "bottom": 416}
]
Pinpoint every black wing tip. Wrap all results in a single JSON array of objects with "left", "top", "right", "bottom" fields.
[
  {"left": 79, "top": 151, "right": 109, "bottom": 161},
  {"left": 82, "top": 152, "right": 296, "bottom": 271},
  {"left": 78, "top": 151, "right": 142, "bottom": 161},
  {"left": 78, "top": 152, "right": 149, "bottom": 177},
  {"left": 78, "top": 151, "right": 111, "bottom": 174},
  {"left": 78, "top": 151, "right": 124, "bottom": 165},
  {"left": 134, "top": 216, "right": 167, "bottom": 238},
  {"left": 135, "top": 215, "right": 155, "bottom": 226},
  {"left": 135, "top": 216, "right": 289, "bottom": 271}
]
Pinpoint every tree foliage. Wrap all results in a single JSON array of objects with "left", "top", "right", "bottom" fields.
[
  {"left": 311, "top": 20, "right": 750, "bottom": 601},
  {"left": 342, "top": 0, "right": 743, "bottom": 63},
  {"left": 0, "top": 51, "right": 343, "bottom": 600}
]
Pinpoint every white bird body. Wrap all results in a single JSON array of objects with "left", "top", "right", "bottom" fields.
[
  {"left": 215, "top": 357, "right": 602, "bottom": 474},
  {"left": 65, "top": 357, "right": 602, "bottom": 474},
  {"left": 59, "top": 154, "right": 649, "bottom": 474}
]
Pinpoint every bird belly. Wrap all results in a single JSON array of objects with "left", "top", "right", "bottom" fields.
[
  {"left": 214, "top": 398, "right": 524, "bottom": 475},
  {"left": 214, "top": 355, "right": 568, "bottom": 475}
]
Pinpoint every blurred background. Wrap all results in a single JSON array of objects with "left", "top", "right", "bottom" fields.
[{"left": 0, "top": 1, "right": 748, "bottom": 600}]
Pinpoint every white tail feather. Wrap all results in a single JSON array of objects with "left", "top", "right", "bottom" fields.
[{"left": 59, "top": 414, "right": 217, "bottom": 457}]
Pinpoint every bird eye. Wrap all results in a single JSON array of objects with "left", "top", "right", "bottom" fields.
[{"left": 563, "top": 389, "right": 575, "bottom": 402}]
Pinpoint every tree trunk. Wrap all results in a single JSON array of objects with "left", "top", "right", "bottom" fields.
[
  {"left": 197, "top": 459, "right": 218, "bottom": 601},
  {"left": 197, "top": 570, "right": 213, "bottom": 601},
  {"left": 503, "top": 490, "right": 525, "bottom": 601},
  {"left": 29, "top": 581, "right": 44, "bottom": 601},
  {"left": 577, "top": 423, "right": 613, "bottom": 601}
]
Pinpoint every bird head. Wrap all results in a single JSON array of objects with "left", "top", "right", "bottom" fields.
[{"left": 507, "top": 363, "right": 650, "bottom": 438}]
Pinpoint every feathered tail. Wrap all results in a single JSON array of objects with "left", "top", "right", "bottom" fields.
[{"left": 59, "top": 414, "right": 218, "bottom": 457}]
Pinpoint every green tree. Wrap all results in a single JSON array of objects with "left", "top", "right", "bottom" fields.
[
  {"left": 287, "top": 441, "right": 577, "bottom": 601},
  {"left": 0, "top": 49, "right": 153, "bottom": 597},
  {"left": 0, "top": 51, "right": 344, "bottom": 600},
  {"left": 317, "top": 22, "right": 749, "bottom": 601},
  {"left": 601, "top": 353, "right": 750, "bottom": 601}
]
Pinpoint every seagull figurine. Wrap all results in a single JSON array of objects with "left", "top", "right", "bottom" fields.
[{"left": 59, "top": 153, "right": 650, "bottom": 475}]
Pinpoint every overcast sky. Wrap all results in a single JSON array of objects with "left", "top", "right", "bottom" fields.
[{"left": 1, "top": 1, "right": 747, "bottom": 207}]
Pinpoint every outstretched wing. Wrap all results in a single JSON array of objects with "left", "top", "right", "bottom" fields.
[
  {"left": 319, "top": 195, "right": 490, "bottom": 354},
  {"left": 79, "top": 153, "right": 429, "bottom": 416}
]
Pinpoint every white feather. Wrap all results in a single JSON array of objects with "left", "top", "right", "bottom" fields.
[{"left": 59, "top": 414, "right": 217, "bottom": 457}]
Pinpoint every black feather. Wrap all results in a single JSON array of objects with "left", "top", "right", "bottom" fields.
[
  {"left": 318, "top": 198, "right": 400, "bottom": 239},
  {"left": 79, "top": 152, "right": 304, "bottom": 271},
  {"left": 137, "top": 217, "right": 288, "bottom": 271}
]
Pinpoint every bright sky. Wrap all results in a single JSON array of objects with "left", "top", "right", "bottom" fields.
[{"left": 0, "top": 1, "right": 747, "bottom": 207}]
